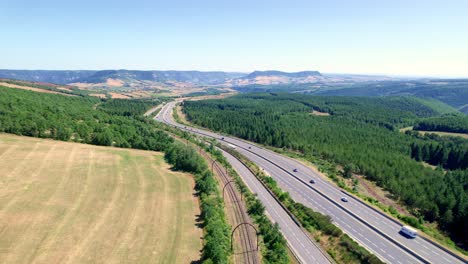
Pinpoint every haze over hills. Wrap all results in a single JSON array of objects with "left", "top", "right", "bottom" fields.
[
  {"left": 0, "top": 69, "right": 466, "bottom": 113},
  {"left": 315, "top": 79, "right": 468, "bottom": 112},
  {"left": 0, "top": 69, "right": 244, "bottom": 86},
  {"left": 0, "top": 68, "right": 397, "bottom": 91},
  {"left": 0, "top": 70, "right": 96, "bottom": 84}
]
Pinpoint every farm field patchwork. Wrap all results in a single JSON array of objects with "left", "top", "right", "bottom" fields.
[{"left": 0, "top": 134, "right": 202, "bottom": 264}]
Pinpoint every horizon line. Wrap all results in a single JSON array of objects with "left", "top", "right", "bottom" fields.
[{"left": 0, "top": 68, "right": 467, "bottom": 79}]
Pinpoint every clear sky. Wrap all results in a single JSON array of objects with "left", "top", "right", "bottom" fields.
[{"left": 1, "top": 0, "right": 467, "bottom": 77}]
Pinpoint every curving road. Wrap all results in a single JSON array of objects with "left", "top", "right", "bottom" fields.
[
  {"left": 155, "top": 101, "right": 466, "bottom": 264},
  {"left": 157, "top": 102, "right": 331, "bottom": 263}
]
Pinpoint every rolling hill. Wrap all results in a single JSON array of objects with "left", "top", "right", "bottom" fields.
[
  {"left": 316, "top": 79, "right": 468, "bottom": 110},
  {"left": 0, "top": 69, "right": 244, "bottom": 86},
  {"left": 1, "top": 70, "right": 465, "bottom": 112}
]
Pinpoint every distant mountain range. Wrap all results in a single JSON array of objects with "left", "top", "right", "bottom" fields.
[
  {"left": 1, "top": 69, "right": 465, "bottom": 113},
  {"left": 0, "top": 69, "right": 394, "bottom": 87},
  {"left": 0, "top": 69, "right": 245, "bottom": 86},
  {"left": 245, "top": 70, "right": 321, "bottom": 78},
  {"left": 0, "top": 70, "right": 96, "bottom": 85}
]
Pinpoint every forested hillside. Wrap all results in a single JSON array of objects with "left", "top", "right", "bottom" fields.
[
  {"left": 0, "top": 86, "right": 169, "bottom": 149},
  {"left": 183, "top": 93, "right": 468, "bottom": 247},
  {"left": 0, "top": 78, "right": 97, "bottom": 97},
  {"left": 0, "top": 69, "right": 244, "bottom": 85},
  {"left": 414, "top": 114, "right": 468, "bottom": 134},
  {"left": 317, "top": 80, "right": 468, "bottom": 109},
  {"left": 0, "top": 70, "right": 96, "bottom": 84},
  {"left": 232, "top": 80, "right": 468, "bottom": 111}
]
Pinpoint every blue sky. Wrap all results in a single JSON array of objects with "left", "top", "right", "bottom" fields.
[{"left": 1, "top": 0, "right": 467, "bottom": 77}]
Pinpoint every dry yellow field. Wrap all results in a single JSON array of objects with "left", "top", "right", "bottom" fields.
[
  {"left": 416, "top": 130, "right": 468, "bottom": 139},
  {"left": 399, "top": 127, "right": 468, "bottom": 139},
  {"left": 0, "top": 134, "right": 202, "bottom": 264}
]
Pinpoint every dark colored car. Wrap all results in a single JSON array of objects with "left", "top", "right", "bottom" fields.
[
  {"left": 309, "top": 179, "right": 315, "bottom": 184},
  {"left": 341, "top": 197, "right": 349, "bottom": 202},
  {"left": 293, "top": 168, "right": 298, "bottom": 172}
]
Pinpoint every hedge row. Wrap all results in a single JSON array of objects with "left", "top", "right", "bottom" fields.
[{"left": 164, "top": 143, "right": 231, "bottom": 263}]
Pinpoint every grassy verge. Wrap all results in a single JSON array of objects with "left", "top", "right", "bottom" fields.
[
  {"left": 206, "top": 143, "right": 290, "bottom": 263},
  {"left": 222, "top": 146, "right": 384, "bottom": 264},
  {"left": 173, "top": 103, "right": 191, "bottom": 126}
]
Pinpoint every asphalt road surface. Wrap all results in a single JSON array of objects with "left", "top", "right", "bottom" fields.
[{"left": 156, "top": 101, "right": 466, "bottom": 264}]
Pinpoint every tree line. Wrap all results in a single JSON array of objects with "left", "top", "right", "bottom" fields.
[
  {"left": 414, "top": 114, "right": 468, "bottom": 134},
  {"left": 98, "top": 98, "right": 159, "bottom": 117},
  {"left": 0, "top": 87, "right": 171, "bottom": 150},
  {"left": 410, "top": 139, "right": 468, "bottom": 170},
  {"left": 165, "top": 143, "right": 231, "bottom": 263}
]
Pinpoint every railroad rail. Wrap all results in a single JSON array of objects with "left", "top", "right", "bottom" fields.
[{"left": 211, "top": 157, "right": 259, "bottom": 264}]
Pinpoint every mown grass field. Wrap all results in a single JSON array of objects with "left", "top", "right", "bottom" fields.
[{"left": 0, "top": 134, "right": 202, "bottom": 264}]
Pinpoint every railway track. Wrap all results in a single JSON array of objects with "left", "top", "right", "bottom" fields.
[
  {"left": 163, "top": 125, "right": 260, "bottom": 264},
  {"left": 210, "top": 157, "right": 260, "bottom": 264}
]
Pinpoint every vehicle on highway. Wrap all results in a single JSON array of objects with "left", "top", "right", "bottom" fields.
[
  {"left": 400, "top": 225, "right": 418, "bottom": 238},
  {"left": 227, "top": 143, "right": 236, "bottom": 150},
  {"left": 293, "top": 168, "right": 298, "bottom": 172},
  {"left": 221, "top": 137, "right": 225, "bottom": 140},
  {"left": 248, "top": 146, "right": 251, "bottom": 149},
  {"left": 309, "top": 179, "right": 315, "bottom": 184},
  {"left": 341, "top": 197, "right": 348, "bottom": 202}
]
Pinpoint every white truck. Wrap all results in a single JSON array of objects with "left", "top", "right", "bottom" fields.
[
  {"left": 227, "top": 143, "right": 236, "bottom": 150},
  {"left": 400, "top": 225, "right": 418, "bottom": 238}
]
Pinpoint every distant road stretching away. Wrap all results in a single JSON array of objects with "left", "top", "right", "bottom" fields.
[
  {"left": 157, "top": 102, "right": 331, "bottom": 263},
  {"left": 156, "top": 101, "right": 466, "bottom": 264}
]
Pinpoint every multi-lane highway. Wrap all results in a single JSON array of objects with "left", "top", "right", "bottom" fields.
[
  {"left": 221, "top": 147, "right": 332, "bottom": 263},
  {"left": 157, "top": 102, "right": 332, "bottom": 263},
  {"left": 156, "top": 101, "right": 466, "bottom": 264}
]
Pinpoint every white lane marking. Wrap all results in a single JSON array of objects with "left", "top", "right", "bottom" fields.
[{"left": 442, "top": 256, "right": 451, "bottom": 262}]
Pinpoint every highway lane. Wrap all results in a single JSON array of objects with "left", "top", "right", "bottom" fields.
[
  {"left": 156, "top": 101, "right": 466, "bottom": 264},
  {"left": 221, "top": 148, "right": 332, "bottom": 264},
  {"left": 235, "top": 150, "right": 419, "bottom": 264},
  {"left": 157, "top": 102, "right": 331, "bottom": 263},
  {"left": 243, "top": 146, "right": 463, "bottom": 264}
]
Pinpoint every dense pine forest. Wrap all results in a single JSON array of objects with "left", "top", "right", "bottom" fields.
[
  {"left": 414, "top": 114, "right": 468, "bottom": 134},
  {"left": 409, "top": 133, "right": 468, "bottom": 170},
  {"left": 0, "top": 86, "right": 171, "bottom": 149},
  {"left": 183, "top": 93, "right": 468, "bottom": 247}
]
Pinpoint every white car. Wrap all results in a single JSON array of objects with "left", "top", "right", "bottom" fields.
[{"left": 400, "top": 225, "right": 417, "bottom": 238}]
